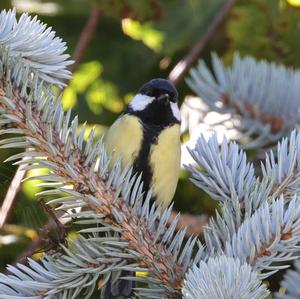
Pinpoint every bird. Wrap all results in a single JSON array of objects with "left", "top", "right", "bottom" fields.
[{"left": 103, "top": 78, "right": 181, "bottom": 298}]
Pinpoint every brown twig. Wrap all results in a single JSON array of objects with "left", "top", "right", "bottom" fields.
[
  {"left": 69, "top": 8, "right": 102, "bottom": 73},
  {"left": 0, "top": 7, "right": 102, "bottom": 229},
  {"left": 168, "top": 0, "right": 237, "bottom": 86},
  {"left": 221, "top": 93, "right": 285, "bottom": 134},
  {"left": 16, "top": 199, "right": 68, "bottom": 263},
  {"left": 0, "top": 164, "right": 26, "bottom": 228},
  {"left": 167, "top": 211, "right": 208, "bottom": 237},
  {"left": 251, "top": 228, "right": 292, "bottom": 264},
  {"left": 17, "top": 217, "right": 64, "bottom": 263}
]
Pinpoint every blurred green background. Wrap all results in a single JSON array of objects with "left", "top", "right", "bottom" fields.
[{"left": 1, "top": 0, "right": 300, "bottom": 294}]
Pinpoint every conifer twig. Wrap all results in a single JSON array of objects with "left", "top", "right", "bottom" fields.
[{"left": 168, "top": 0, "right": 237, "bottom": 85}]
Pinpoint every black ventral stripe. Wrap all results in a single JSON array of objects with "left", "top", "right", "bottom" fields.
[{"left": 133, "top": 121, "right": 163, "bottom": 197}]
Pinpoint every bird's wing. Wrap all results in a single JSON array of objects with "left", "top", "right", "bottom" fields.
[{"left": 105, "top": 114, "right": 144, "bottom": 168}]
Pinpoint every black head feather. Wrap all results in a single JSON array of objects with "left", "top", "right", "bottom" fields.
[{"left": 139, "top": 78, "right": 178, "bottom": 103}]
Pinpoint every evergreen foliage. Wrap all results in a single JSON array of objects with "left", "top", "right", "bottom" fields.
[{"left": 0, "top": 6, "right": 300, "bottom": 299}]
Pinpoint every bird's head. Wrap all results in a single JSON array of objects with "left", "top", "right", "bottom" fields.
[
  {"left": 126, "top": 78, "right": 180, "bottom": 126},
  {"left": 139, "top": 78, "right": 178, "bottom": 105}
]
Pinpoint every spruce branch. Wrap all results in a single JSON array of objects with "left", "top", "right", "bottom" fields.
[
  {"left": 187, "top": 53, "right": 300, "bottom": 147},
  {"left": 0, "top": 65, "right": 198, "bottom": 299},
  {"left": 0, "top": 9, "right": 73, "bottom": 87},
  {"left": 187, "top": 133, "right": 257, "bottom": 204},
  {"left": 188, "top": 134, "right": 300, "bottom": 280},
  {"left": 182, "top": 256, "right": 269, "bottom": 299},
  {"left": 188, "top": 131, "right": 300, "bottom": 254},
  {"left": 189, "top": 131, "right": 300, "bottom": 206},
  {"left": 0, "top": 234, "right": 124, "bottom": 299},
  {"left": 263, "top": 131, "right": 300, "bottom": 201},
  {"left": 1, "top": 4, "right": 100, "bottom": 230},
  {"left": 0, "top": 10, "right": 204, "bottom": 298},
  {"left": 0, "top": 6, "right": 74, "bottom": 228},
  {"left": 224, "top": 197, "right": 300, "bottom": 279}
]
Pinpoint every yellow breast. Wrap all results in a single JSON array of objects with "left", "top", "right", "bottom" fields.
[
  {"left": 105, "top": 115, "right": 143, "bottom": 168},
  {"left": 149, "top": 124, "right": 181, "bottom": 207},
  {"left": 105, "top": 115, "right": 181, "bottom": 208}
]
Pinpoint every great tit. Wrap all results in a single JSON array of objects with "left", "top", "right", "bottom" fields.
[
  {"left": 105, "top": 78, "right": 181, "bottom": 207},
  {"left": 103, "top": 78, "right": 181, "bottom": 298}
]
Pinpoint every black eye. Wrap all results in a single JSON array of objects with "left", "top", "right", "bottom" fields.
[
  {"left": 168, "top": 92, "right": 177, "bottom": 102},
  {"left": 145, "top": 90, "right": 153, "bottom": 97}
]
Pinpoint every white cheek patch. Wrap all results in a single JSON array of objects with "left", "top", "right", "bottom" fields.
[
  {"left": 170, "top": 102, "right": 181, "bottom": 121},
  {"left": 129, "top": 93, "right": 155, "bottom": 111}
]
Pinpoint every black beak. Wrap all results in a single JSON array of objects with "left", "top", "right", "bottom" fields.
[{"left": 157, "top": 93, "right": 170, "bottom": 105}]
